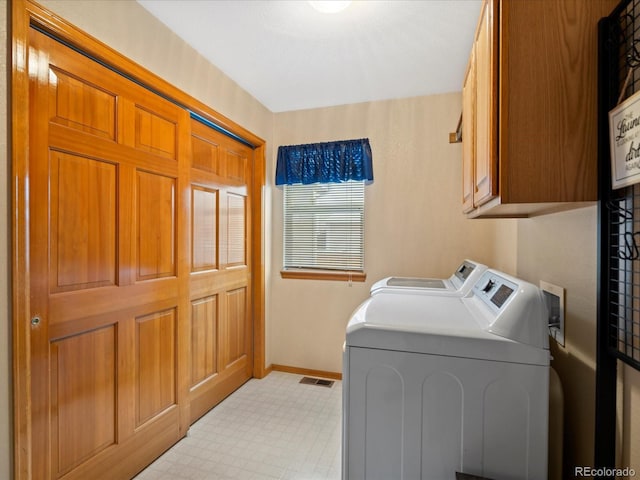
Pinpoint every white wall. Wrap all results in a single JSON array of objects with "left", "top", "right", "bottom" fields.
[{"left": 270, "top": 94, "right": 517, "bottom": 373}]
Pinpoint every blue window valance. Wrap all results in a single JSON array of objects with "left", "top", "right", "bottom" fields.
[{"left": 275, "top": 138, "right": 373, "bottom": 186}]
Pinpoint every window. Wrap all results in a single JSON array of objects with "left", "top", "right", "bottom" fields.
[
  {"left": 275, "top": 138, "right": 372, "bottom": 281},
  {"left": 283, "top": 180, "right": 365, "bottom": 280}
]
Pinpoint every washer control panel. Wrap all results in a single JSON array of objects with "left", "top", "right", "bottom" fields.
[
  {"left": 450, "top": 259, "right": 487, "bottom": 291},
  {"left": 454, "top": 260, "right": 476, "bottom": 282}
]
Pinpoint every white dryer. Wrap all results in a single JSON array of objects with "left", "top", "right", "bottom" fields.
[
  {"left": 369, "top": 259, "right": 487, "bottom": 296},
  {"left": 342, "top": 269, "right": 550, "bottom": 480}
]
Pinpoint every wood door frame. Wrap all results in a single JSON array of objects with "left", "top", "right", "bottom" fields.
[{"left": 11, "top": 1, "right": 267, "bottom": 477}]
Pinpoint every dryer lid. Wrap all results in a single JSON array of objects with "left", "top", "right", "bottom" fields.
[{"left": 346, "top": 292, "right": 549, "bottom": 366}]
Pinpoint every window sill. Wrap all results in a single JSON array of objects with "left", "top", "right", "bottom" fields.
[{"left": 280, "top": 269, "right": 366, "bottom": 282}]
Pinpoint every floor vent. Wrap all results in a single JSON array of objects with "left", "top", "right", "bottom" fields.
[{"left": 299, "top": 376, "right": 334, "bottom": 388}]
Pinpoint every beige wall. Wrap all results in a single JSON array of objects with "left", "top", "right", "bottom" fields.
[
  {"left": 516, "top": 206, "right": 640, "bottom": 476},
  {"left": 270, "top": 94, "right": 517, "bottom": 373},
  {"left": 517, "top": 207, "right": 599, "bottom": 472},
  {"left": 4, "top": 2, "right": 639, "bottom": 480}
]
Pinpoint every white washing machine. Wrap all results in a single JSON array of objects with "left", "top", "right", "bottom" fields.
[
  {"left": 342, "top": 269, "right": 550, "bottom": 480},
  {"left": 370, "top": 259, "right": 487, "bottom": 296}
]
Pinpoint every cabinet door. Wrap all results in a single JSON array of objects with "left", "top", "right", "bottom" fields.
[
  {"left": 462, "top": 47, "right": 476, "bottom": 214},
  {"left": 473, "top": 0, "right": 498, "bottom": 207}
]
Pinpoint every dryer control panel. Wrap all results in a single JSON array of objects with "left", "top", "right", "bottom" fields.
[
  {"left": 468, "top": 269, "right": 549, "bottom": 350},
  {"left": 472, "top": 271, "right": 518, "bottom": 314}
]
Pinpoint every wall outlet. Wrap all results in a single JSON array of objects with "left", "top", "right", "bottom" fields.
[{"left": 540, "top": 281, "right": 565, "bottom": 347}]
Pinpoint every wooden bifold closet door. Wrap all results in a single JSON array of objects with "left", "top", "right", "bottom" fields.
[
  {"left": 24, "top": 24, "right": 254, "bottom": 480},
  {"left": 188, "top": 119, "right": 253, "bottom": 423}
]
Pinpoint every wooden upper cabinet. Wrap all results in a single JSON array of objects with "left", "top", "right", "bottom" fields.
[
  {"left": 462, "top": 0, "right": 617, "bottom": 217},
  {"left": 462, "top": 46, "right": 476, "bottom": 214},
  {"left": 462, "top": 0, "right": 497, "bottom": 214}
]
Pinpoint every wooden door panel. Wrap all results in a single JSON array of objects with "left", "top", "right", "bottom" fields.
[
  {"left": 188, "top": 119, "right": 253, "bottom": 424},
  {"left": 136, "top": 171, "right": 176, "bottom": 281},
  {"left": 51, "top": 326, "right": 117, "bottom": 477},
  {"left": 26, "top": 27, "right": 190, "bottom": 479},
  {"left": 225, "top": 149, "right": 247, "bottom": 184},
  {"left": 136, "top": 309, "right": 177, "bottom": 426},
  {"left": 47, "top": 279, "right": 179, "bottom": 330},
  {"left": 17, "top": 7, "right": 263, "bottom": 477},
  {"left": 188, "top": 269, "right": 247, "bottom": 301},
  {"left": 134, "top": 105, "right": 177, "bottom": 160},
  {"left": 50, "top": 150, "right": 117, "bottom": 292},
  {"left": 224, "top": 287, "right": 248, "bottom": 368},
  {"left": 226, "top": 193, "right": 246, "bottom": 267},
  {"left": 192, "top": 186, "right": 218, "bottom": 272},
  {"left": 48, "top": 66, "right": 117, "bottom": 140},
  {"left": 190, "top": 295, "right": 219, "bottom": 387},
  {"left": 191, "top": 126, "right": 221, "bottom": 174}
]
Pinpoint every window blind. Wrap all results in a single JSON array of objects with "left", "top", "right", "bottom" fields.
[{"left": 283, "top": 181, "right": 364, "bottom": 272}]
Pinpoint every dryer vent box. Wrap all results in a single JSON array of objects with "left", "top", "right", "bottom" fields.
[{"left": 540, "top": 281, "right": 565, "bottom": 347}]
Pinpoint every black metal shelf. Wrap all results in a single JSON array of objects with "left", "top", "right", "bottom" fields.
[
  {"left": 601, "top": 0, "right": 640, "bottom": 372},
  {"left": 598, "top": 0, "right": 640, "bottom": 476}
]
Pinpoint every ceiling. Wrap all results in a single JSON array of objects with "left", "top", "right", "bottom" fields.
[{"left": 137, "top": 0, "right": 482, "bottom": 113}]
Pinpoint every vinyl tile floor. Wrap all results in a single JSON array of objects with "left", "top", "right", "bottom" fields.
[{"left": 134, "top": 371, "right": 342, "bottom": 480}]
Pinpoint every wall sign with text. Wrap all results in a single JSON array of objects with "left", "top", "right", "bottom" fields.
[{"left": 610, "top": 90, "right": 640, "bottom": 189}]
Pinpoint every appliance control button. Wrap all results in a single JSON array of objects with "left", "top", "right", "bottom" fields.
[{"left": 483, "top": 279, "right": 495, "bottom": 293}]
